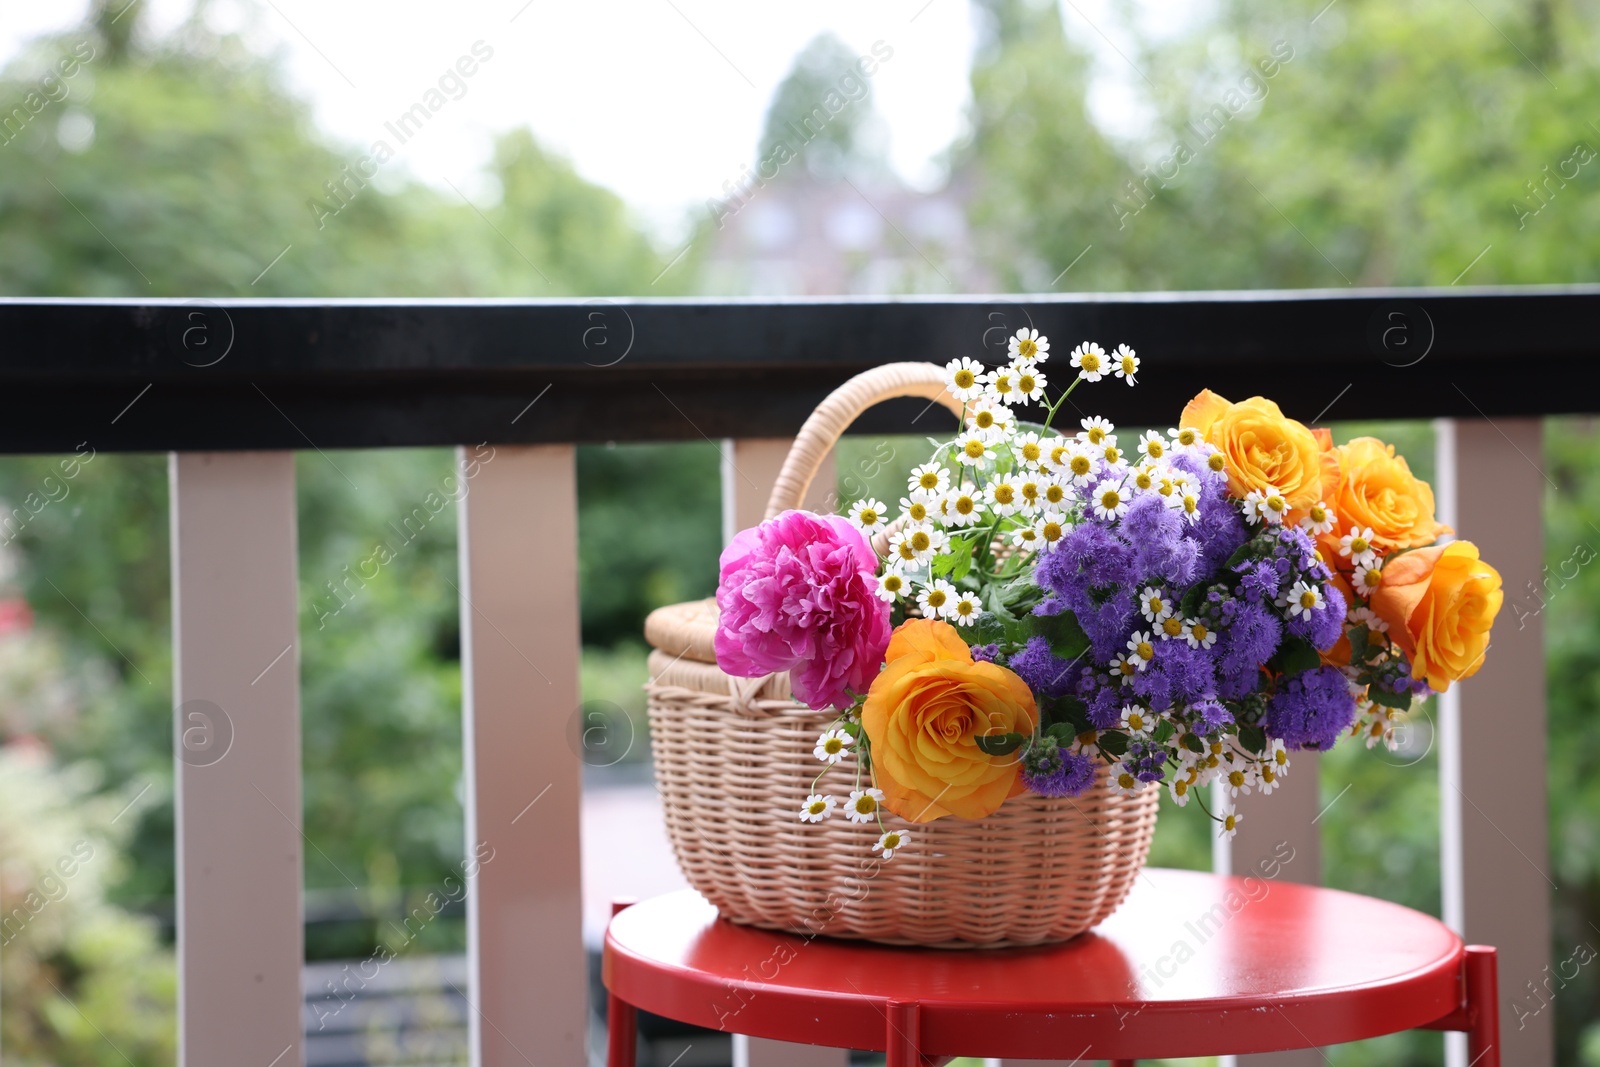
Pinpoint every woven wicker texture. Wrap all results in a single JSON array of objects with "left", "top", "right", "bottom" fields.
[{"left": 643, "top": 362, "right": 1161, "bottom": 947}]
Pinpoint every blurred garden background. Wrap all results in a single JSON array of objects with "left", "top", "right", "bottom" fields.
[{"left": 2, "top": 0, "right": 1599, "bottom": 1064}]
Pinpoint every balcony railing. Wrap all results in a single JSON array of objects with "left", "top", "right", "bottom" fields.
[{"left": 3, "top": 285, "right": 1592, "bottom": 1067}]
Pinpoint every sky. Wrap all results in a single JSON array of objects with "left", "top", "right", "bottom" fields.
[{"left": 0, "top": 0, "right": 1204, "bottom": 241}]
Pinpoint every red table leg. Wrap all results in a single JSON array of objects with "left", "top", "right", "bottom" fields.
[
  {"left": 1464, "top": 945, "right": 1500, "bottom": 1067},
  {"left": 608, "top": 900, "right": 639, "bottom": 1067},
  {"left": 886, "top": 1001, "right": 921, "bottom": 1067}
]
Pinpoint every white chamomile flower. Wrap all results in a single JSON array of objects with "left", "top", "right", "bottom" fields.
[
  {"left": 1112, "top": 767, "right": 1147, "bottom": 797},
  {"left": 1041, "top": 436, "right": 1075, "bottom": 474},
  {"left": 1061, "top": 442, "right": 1098, "bottom": 486},
  {"left": 1112, "top": 344, "right": 1139, "bottom": 385},
  {"left": 967, "top": 398, "right": 1016, "bottom": 441},
  {"left": 1157, "top": 612, "right": 1189, "bottom": 641},
  {"left": 889, "top": 525, "right": 943, "bottom": 565},
  {"left": 1138, "top": 429, "right": 1167, "bottom": 460},
  {"left": 1109, "top": 653, "right": 1139, "bottom": 684},
  {"left": 943, "top": 485, "right": 986, "bottom": 527},
  {"left": 899, "top": 495, "right": 933, "bottom": 525},
  {"left": 1092, "top": 479, "right": 1131, "bottom": 521},
  {"left": 1011, "top": 523, "right": 1042, "bottom": 549},
  {"left": 1169, "top": 776, "right": 1193, "bottom": 807},
  {"left": 1222, "top": 763, "right": 1254, "bottom": 797},
  {"left": 1013, "top": 361, "right": 1048, "bottom": 402},
  {"left": 1219, "top": 810, "right": 1244, "bottom": 841},
  {"left": 1339, "top": 525, "right": 1379, "bottom": 568},
  {"left": 1100, "top": 442, "right": 1125, "bottom": 468},
  {"left": 949, "top": 590, "right": 983, "bottom": 626},
  {"left": 847, "top": 498, "right": 888, "bottom": 532},
  {"left": 1009, "top": 328, "right": 1049, "bottom": 363},
  {"left": 1286, "top": 580, "right": 1324, "bottom": 618},
  {"left": 1268, "top": 738, "right": 1291, "bottom": 778},
  {"left": 1185, "top": 618, "right": 1218, "bottom": 649},
  {"left": 845, "top": 787, "right": 885, "bottom": 823},
  {"left": 1350, "top": 606, "right": 1388, "bottom": 633},
  {"left": 1203, "top": 449, "right": 1229, "bottom": 478},
  {"left": 1014, "top": 475, "right": 1046, "bottom": 515},
  {"left": 876, "top": 569, "right": 910, "bottom": 602},
  {"left": 1119, "top": 704, "right": 1155, "bottom": 738},
  {"left": 1139, "top": 586, "right": 1173, "bottom": 623},
  {"left": 917, "top": 579, "right": 958, "bottom": 620},
  {"left": 1011, "top": 430, "right": 1046, "bottom": 470},
  {"left": 814, "top": 728, "right": 854, "bottom": 765},
  {"left": 1176, "top": 490, "right": 1203, "bottom": 524},
  {"left": 955, "top": 431, "right": 994, "bottom": 467},
  {"left": 1300, "top": 500, "right": 1336, "bottom": 536},
  {"left": 1126, "top": 630, "right": 1156, "bottom": 669},
  {"left": 799, "top": 794, "right": 835, "bottom": 823},
  {"left": 943, "top": 357, "right": 987, "bottom": 402},
  {"left": 983, "top": 366, "right": 1021, "bottom": 405},
  {"left": 1169, "top": 426, "right": 1203, "bottom": 452},
  {"left": 1245, "top": 486, "right": 1289, "bottom": 525},
  {"left": 1129, "top": 465, "right": 1158, "bottom": 494},
  {"left": 1078, "top": 415, "right": 1117, "bottom": 447},
  {"left": 1039, "top": 477, "right": 1071, "bottom": 510},
  {"left": 873, "top": 828, "right": 908, "bottom": 859},
  {"left": 1034, "top": 510, "right": 1071, "bottom": 551},
  {"left": 986, "top": 477, "right": 1021, "bottom": 516},
  {"left": 1070, "top": 342, "right": 1108, "bottom": 382},
  {"left": 908, "top": 462, "right": 951, "bottom": 497},
  {"left": 1257, "top": 763, "right": 1281, "bottom": 795},
  {"left": 1352, "top": 563, "right": 1383, "bottom": 598}
]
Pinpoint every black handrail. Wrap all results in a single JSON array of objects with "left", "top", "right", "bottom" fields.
[{"left": 2, "top": 285, "right": 1594, "bottom": 453}]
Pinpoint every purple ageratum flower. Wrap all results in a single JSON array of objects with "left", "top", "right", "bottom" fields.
[
  {"left": 1037, "top": 521, "right": 1136, "bottom": 602},
  {"left": 1266, "top": 665, "right": 1358, "bottom": 750},
  {"left": 1009, "top": 636, "right": 1077, "bottom": 699},
  {"left": 1192, "top": 699, "right": 1232, "bottom": 732},
  {"left": 1239, "top": 560, "right": 1281, "bottom": 604},
  {"left": 1152, "top": 637, "right": 1217, "bottom": 705},
  {"left": 713, "top": 510, "right": 890, "bottom": 711},
  {"left": 1287, "top": 581, "right": 1346, "bottom": 650},
  {"left": 970, "top": 642, "right": 1001, "bottom": 663},
  {"left": 1022, "top": 741, "right": 1098, "bottom": 798},
  {"left": 1219, "top": 600, "right": 1284, "bottom": 683},
  {"left": 1122, "top": 738, "right": 1169, "bottom": 783},
  {"left": 1088, "top": 682, "right": 1123, "bottom": 729}
]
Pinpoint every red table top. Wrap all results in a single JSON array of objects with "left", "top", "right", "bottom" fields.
[{"left": 604, "top": 868, "right": 1467, "bottom": 1061}]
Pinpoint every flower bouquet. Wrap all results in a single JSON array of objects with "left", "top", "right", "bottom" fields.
[{"left": 645, "top": 338, "right": 1503, "bottom": 948}]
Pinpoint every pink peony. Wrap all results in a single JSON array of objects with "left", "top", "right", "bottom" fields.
[{"left": 714, "top": 510, "right": 891, "bottom": 711}]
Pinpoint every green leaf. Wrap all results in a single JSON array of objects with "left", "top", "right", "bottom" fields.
[
  {"left": 1274, "top": 636, "right": 1322, "bottom": 675},
  {"left": 1181, "top": 731, "right": 1206, "bottom": 754},
  {"left": 1046, "top": 722, "right": 1078, "bottom": 744},
  {"left": 949, "top": 536, "right": 975, "bottom": 582},
  {"left": 974, "top": 731, "right": 1025, "bottom": 756},
  {"left": 1238, "top": 724, "right": 1267, "bottom": 755},
  {"left": 1368, "top": 686, "right": 1413, "bottom": 711},
  {"left": 1153, "top": 719, "right": 1176, "bottom": 744},
  {"left": 1348, "top": 624, "right": 1370, "bottom": 663},
  {"left": 1097, "top": 730, "right": 1131, "bottom": 758},
  {"left": 1033, "top": 609, "right": 1090, "bottom": 661}
]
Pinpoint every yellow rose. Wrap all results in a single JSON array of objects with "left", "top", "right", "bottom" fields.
[
  {"left": 861, "top": 618, "right": 1038, "bottom": 822},
  {"left": 1331, "top": 437, "right": 1449, "bottom": 552},
  {"left": 1179, "top": 390, "right": 1323, "bottom": 514},
  {"left": 1370, "top": 541, "right": 1503, "bottom": 691}
]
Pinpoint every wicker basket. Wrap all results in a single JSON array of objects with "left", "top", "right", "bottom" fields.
[{"left": 643, "top": 362, "right": 1159, "bottom": 948}]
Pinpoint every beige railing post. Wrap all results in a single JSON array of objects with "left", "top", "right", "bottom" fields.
[
  {"left": 458, "top": 444, "right": 586, "bottom": 1067},
  {"left": 170, "top": 452, "right": 303, "bottom": 1067}
]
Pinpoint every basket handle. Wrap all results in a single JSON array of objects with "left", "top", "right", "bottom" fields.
[{"left": 764, "top": 362, "right": 964, "bottom": 520}]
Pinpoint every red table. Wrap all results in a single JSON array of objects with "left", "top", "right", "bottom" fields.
[{"left": 603, "top": 868, "right": 1498, "bottom": 1067}]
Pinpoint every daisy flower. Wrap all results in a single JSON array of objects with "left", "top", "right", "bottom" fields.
[
  {"left": 1185, "top": 618, "right": 1218, "bottom": 649},
  {"left": 847, "top": 498, "right": 888, "bottom": 532},
  {"left": 1300, "top": 500, "right": 1336, "bottom": 536},
  {"left": 1062, "top": 443, "right": 1098, "bottom": 486},
  {"left": 955, "top": 432, "right": 993, "bottom": 467},
  {"left": 943, "top": 357, "right": 986, "bottom": 402},
  {"left": 1169, "top": 776, "right": 1193, "bottom": 807},
  {"left": 1256, "top": 764, "right": 1280, "bottom": 795},
  {"left": 876, "top": 569, "right": 909, "bottom": 602},
  {"left": 1039, "top": 478, "right": 1071, "bottom": 509},
  {"left": 1206, "top": 451, "right": 1228, "bottom": 476},
  {"left": 1129, "top": 465, "right": 1157, "bottom": 494},
  {"left": 1070, "top": 342, "right": 1108, "bottom": 382},
  {"left": 1219, "top": 810, "right": 1244, "bottom": 841},
  {"left": 845, "top": 787, "right": 885, "bottom": 823},
  {"left": 1139, "top": 586, "right": 1173, "bottom": 623},
  {"left": 1079, "top": 415, "right": 1116, "bottom": 447},
  {"left": 1168, "top": 426, "right": 1203, "bottom": 452},
  {"left": 1349, "top": 606, "right": 1388, "bottom": 633},
  {"left": 1176, "top": 490, "right": 1202, "bottom": 524},
  {"left": 1112, "top": 344, "right": 1139, "bottom": 385},
  {"left": 1013, "top": 361, "right": 1048, "bottom": 402},
  {"left": 1222, "top": 764, "right": 1254, "bottom": 798},
  {"left": 949, "top": 590, "right": 983, "bottom": 626},
  {"left": 966, "top": 398, "right": 1015, "bottom": 441},
  {"left": 1352, "top": 563, "right": 1383, "bottom": 598},
  {"left": 1015, "top": 475, "right": 1045, "bottom": 514},
  {"left": 1245, "top": 486, "right": 1289, "bottom": 525},
  {"left": 916, "top": 579, "right": 958, "bottom": 620},
  {"left": 1126, "top": 630, "right": 1156, "bottom": 669},
  {"left": 1109, "top": 653, "right": 1139, "bottom": 684},
  {"left": 983, "top": 366, "right": 1021, "bottom": 406},
  {"left": 1011, "top": 431, "right": 1045, "bottom": 470},
  {"left": 1112, "top": 768, "right": 1146, "bottom": 797},
  {"left": 899, "top": 495, "right": 932, "bottom": 525},
  {"left": 1009, "top": 328, "right": 1049, "bottom": 363},
  {"left": 907, "top": 462, "right": 950, "bottom": 496},
  {"left": 873, "top": 829, "right": 908, "bottom": 859},
  {"left": 943, "top": 486, "right": 985, "bottom": 527},
  {"left": 986, "top": 477, "right": 1021, "bottom": 516},
  {"left": 1011, "top": 523, "right": 1042, "bottom": 549},
  {"left": 1339, "top": 525, "right": 1379, "bottom": 569},
  {"left": 798, "top": 794, "right": 835, "bottom": 823},
  {"left": 1034, "top": 510, "right": 1070, "bottom": 551},
  {"left": 814, "top": 728, "right": 854, "bottom": 765},
  {"left": 1158, "top": 613, "right": 1189, "bottom": 641},
  {"left": 1092, "top": 480, "right": 1130, "bottom": 521},
  {"left": 1119, "top": 704, "right": 1155, "bottom": 738},
  {"left": 1268, "top": 738, "right": 1290, "bottom": 778},
  {"left": 1286, "top": 580, "right": 1323, "bottom": 618},
  {"left": 1100, "top": 442, "right": 1124, "bottom": 468},
  {"left": 1138, "top": 429, "right": 1167, "bottom": 460},
  {"left": 1041, "top": 436, "right": 1074, "bottom": 473},
  {"left": 889, "top": 525, "right": 943, "bottom": 564}
]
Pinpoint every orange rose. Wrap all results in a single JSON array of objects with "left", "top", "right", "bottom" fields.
[
  {"left": 861, "top": 619, "right": 1038, "bottom": 822},
  {"left": 1179, "top": 390, "right": 1323, "bottom": 515},
  {"left": 1329, "top": 437, "right": 1449, "bottom": 553},
  {"left": 1370, "top": 541, "right": 1503, "bottom": 691}
]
